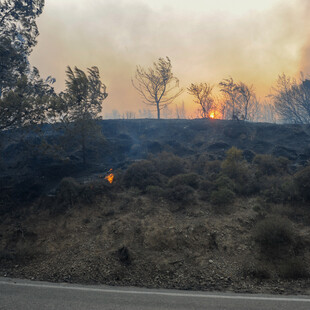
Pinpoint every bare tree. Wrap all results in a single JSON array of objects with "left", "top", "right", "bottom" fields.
[
  {"left": 187, "top": 83, "right": 214, "bottom": 118},
  {"left": 219, "top": 77, "right": 239, "bottom": 120},
  {"left": 219, "top": 78, "right": 259, "bottom": 121},
  {"left": 132, "top": 57, "right": 183, "bottom": 119},
  {"left": 235, "top": 82, "right": 256, "bottom": 120},
  {"left": 271, "top": 73, "right": 310, "bottom": 124},
  {"left": 175, "top": 102, "right": 186, "bottom": 119}
]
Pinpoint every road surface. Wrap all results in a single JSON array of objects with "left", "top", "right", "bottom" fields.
[{"left": 0, "top": 277, "right": 310, "bottom": 310}]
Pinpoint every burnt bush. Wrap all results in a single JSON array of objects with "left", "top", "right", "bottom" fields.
[
  {"left": 253, "top": 216, "right": 297, "bottom": 258},
  {"left": 122, "top": 160, "right": 164, "bottom": 191},
  {"left": 294, "top": 166, "right": 310, "bottom": 202},
  {"left": 56, "top": 177, "right": 82, "bottom": 205},
  {"left": 168, "top": 173, "right": 201, "bottom": 189},
  {"left": 278, "top": 257, "right": 309, "bottom": 279},
  {"left": 164, "top": 185, "right": 195, "bottom": 204}
]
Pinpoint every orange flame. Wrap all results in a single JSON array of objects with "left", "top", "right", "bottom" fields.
[{"left": 105, "top": 169, "right": 114, "bottom": 184}]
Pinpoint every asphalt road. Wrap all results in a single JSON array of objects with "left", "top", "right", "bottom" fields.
[{"left": 1, "top": 277, "right": 310, "bottom": 310}]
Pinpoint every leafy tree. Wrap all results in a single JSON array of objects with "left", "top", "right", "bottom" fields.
[
  {"left": 0, "top": 0, "right": 52, "bottom": 132},
  {"left": 272, "top": 73, "right": 310, "bottom": 124},
  {"left": 132, "top": 57, "right": 183, "bottom": 119},
  {"left": 0, "top": 0, "right": 44, "bottom": 96},
  {"left": 55, "top": 66, "right": 108, "bottom": 165},
  {"left": 0, "top": 67, "right": 55, "bottom": 131},
  {"left": 187, "top": 83, "right": 214, "bottom": 118}
]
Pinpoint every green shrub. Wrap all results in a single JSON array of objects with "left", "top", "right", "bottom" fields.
[
  {"left": 294, "top": 166, "right": 310, "bottom": 202},
  {"left": 214, "top": 175, "right": 235, "bottom": 191},
  {"left": 168, "top": 173, "right": 201, "bottom": 189},
  {"left": 253, "top": 216, "right": 296, "bottom": 258},
  {"left": 221, "top": 147, "right": 244, "bottom": 180},
  {"left": 164, "top": 185, "right": 195, "bottom": 203},
  {"left": 210, "top": 188, "right": 235, "bottom": 206},
  {"left": 221, "top": 147, "right": 255, "bottom": 194},
  {"left": 122, "top": 160, "right": 164, "bottom": 191}
]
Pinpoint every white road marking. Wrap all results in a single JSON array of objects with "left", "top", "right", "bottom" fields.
[{"left": 0, "top": 280, "right": 309, "bottom": 303}]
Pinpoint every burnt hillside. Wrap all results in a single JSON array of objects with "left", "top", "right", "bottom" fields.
[
  {"left": 1, "top": 119, "right": 310, "bottom": 294},
  {"left": 1, "top": 119, "right": 310, "bottom": 209}
]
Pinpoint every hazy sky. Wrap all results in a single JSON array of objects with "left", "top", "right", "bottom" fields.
[{"left": 29, "top": 0, "right": 310, "bottom": 117}]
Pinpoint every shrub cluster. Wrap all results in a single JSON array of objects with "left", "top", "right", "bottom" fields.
[{"left": 121, "top": 147, "right": 310, "bottom": 212}]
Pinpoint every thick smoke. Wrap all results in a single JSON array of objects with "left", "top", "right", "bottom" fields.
[
  {"left": 29, "top": 0, "right": 310, "bottom": 115},
  {"left": 299, "top": 0, "right": 310, "bottom": 76}
]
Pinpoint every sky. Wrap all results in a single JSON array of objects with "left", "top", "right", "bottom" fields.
[{"left": 29, "top": 0, "right": 310, "bottom": 117}]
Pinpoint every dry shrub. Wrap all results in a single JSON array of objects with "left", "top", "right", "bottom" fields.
[
  {"left": 253, "top": 154, "right": 289, "bottom": 176},
  {"left": 214, "top": 175, "right": 235, "bottom": 191},
  {"left": 56, "top": 177, "right": 111, "bottom": 207},
  {"left": 168, "top": 173, "right": 201, "bottom": 189},
  {"left": 261, "top": 176, "right": 298, "bottom": 203},
  {"left": 198, "top": 180, "right": 214, "bottom": 200},
  {"left": 164, "top": 185, "right": 195, "bottom": 204},
  {"left": 204, "top": 160, "right": 222, "bottom": 177},
  {"left": 153, "top": 152, "right": 186, "bottom": 177},
  {"left": 122, "top": 160, "right": 164, "bottom": 191},
  {"left": 210, "top": 188, "right": 235, "bottom": 207},
  {"left": 253, "top": 216, "right": 296, "bottom": 258},
  {"left": 294, "top": 166, "right": 310, "bottom": 202},
  {"left": 242, "top": 261, "right": 271, "bottom": 280},
  {"left": 146, "top": 185, "right": 165, "bottom": 200}
]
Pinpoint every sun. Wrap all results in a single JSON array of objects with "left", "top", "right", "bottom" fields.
[{"left": 209, "top": 112, "right": 215, "bottom": 119}]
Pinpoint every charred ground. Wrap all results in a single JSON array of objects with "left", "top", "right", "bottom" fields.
[{"left": 0, "top": 119, "right": 310, "bottom": 294}]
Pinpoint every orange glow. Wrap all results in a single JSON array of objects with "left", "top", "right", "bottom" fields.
[
  {"left": 209, "top": 112, "right": 215, "bottom": 119},
  {"left": 105, "top": 169, "right": 114, "bottom": 184}
]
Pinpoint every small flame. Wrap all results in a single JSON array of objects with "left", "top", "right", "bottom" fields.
[
  {"left": 209, "top": 112, "right": 215, "bottom": 119},
  {"left": 105, "top": 169, "right": 114, "bottom": 184}
]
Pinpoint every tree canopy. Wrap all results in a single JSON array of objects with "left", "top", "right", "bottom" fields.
[{"left": 0, "top": 0, "right": 45, "bottom": 96}]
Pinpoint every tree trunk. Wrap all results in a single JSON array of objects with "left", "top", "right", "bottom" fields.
[{"left": 157, "top": 102, "right": 160, "bottom": 119}]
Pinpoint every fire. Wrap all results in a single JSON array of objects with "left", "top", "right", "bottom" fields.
[
  {"left": 105, "top": 169, "right": 114, "bottom": 184},
  {"left": 209, "top": 112, "right": 215, "bottom": 119}
]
